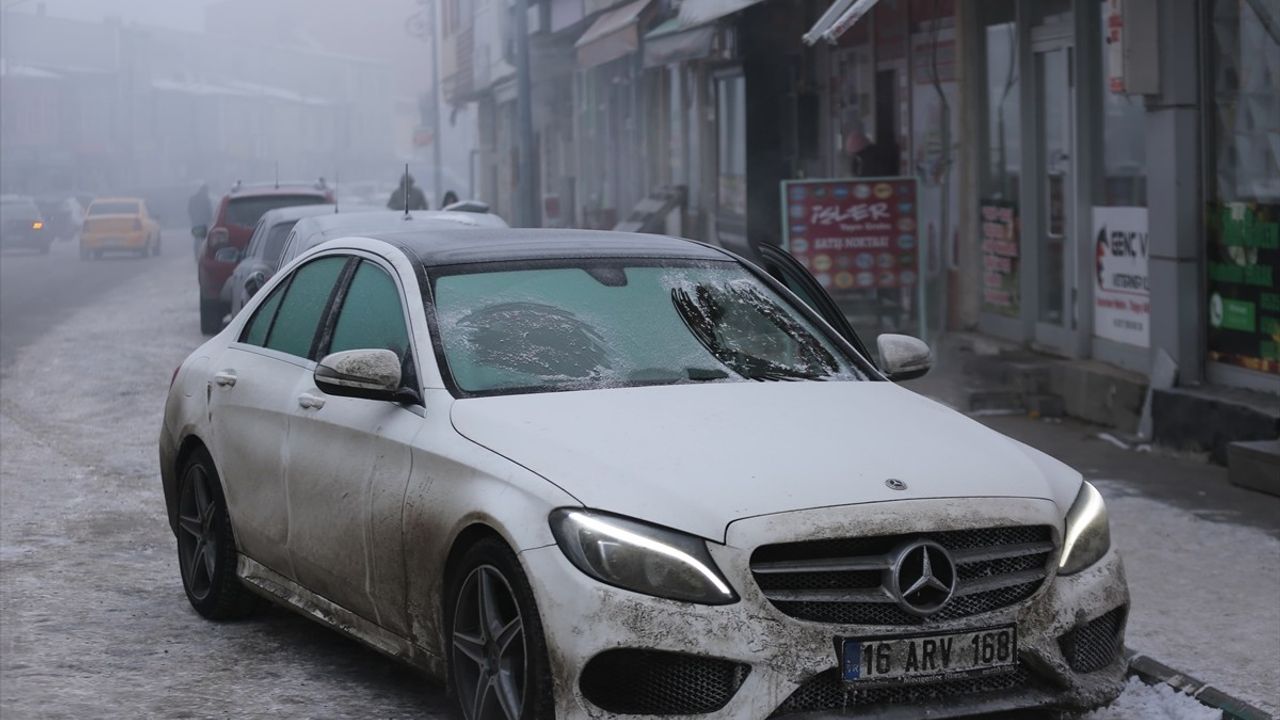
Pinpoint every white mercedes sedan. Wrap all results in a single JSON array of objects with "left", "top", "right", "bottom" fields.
[{"left": 159, "top": 229, "right": 1128, "bottom": 719}]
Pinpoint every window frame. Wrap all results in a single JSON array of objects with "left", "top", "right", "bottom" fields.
[
  {"left": 313, "top": 252, "right": 425, "bottom": 401},
  {"left": 235, "top": 253, "right": 357, "bottom": 363}
]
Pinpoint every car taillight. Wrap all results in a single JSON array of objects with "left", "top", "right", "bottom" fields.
[
  {"left": 32, "top": 221, "right": 44, "bottom": 230},
  {"left": 133, "top": 219, "right": 142, "bottom": 231}
]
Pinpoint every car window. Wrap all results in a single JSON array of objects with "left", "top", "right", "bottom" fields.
[
  {"left": 226, "top": 195, "right": 327, "bottom": 228},
  {"left": 246, "top": 219, "right": 269, "bottom": 257},
  {"left": 329, "top": 261, "right": 411, "bottom": 359},
  {"left": 263, "top": 222, "right": 300, "bottom": 266},
  {"left": 242, "top": 282, "right": 287, "bottom": 347},
  {"left": 432, "top": 261, "right": 865, "bottom": 396},
  {"left": 263, "top": 256, "right": 348, "bottom": 359},
  {"left": 88, "top": 201, "right": 139, "bottom": 216},
  {"left": 277, "top": 230, "right": 300, "bottom": 268}
]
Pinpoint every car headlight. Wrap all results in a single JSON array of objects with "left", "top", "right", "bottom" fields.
[
  {"left": 549, "top": 509, "right": 737, "bottom": 605},
  {"left": 1058, "top": 481, "right": 1111, "bottom": 575}
]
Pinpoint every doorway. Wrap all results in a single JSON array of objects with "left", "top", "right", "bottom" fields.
[{"left": 1031, "top": 18, "right": 1077, "bottom": 353}]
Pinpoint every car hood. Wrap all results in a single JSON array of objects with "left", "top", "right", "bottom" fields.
[{"left": 450, "top": 382, "right": 1081, "bottom": 541}]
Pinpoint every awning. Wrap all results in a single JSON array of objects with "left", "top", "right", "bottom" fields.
[
  {"left": 642, "top": 17, "right": 717, "bottom": 68},
  {"left": 803, "top": 0, "right": 880, "bottom": 45},
  {"left": 676, "top": 0, "right": 770, "bottom": 25},
  {"left": 576, "top": 0, "right": 652, "bottom": 69}
]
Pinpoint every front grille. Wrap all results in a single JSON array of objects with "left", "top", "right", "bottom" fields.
[
  {"left": 751, "top": 526, "right": 1054, "bottom": 625},
  {"left": 579, "top": 649, "right": 749, "bottom": 715},
  {"left": 769, "top": 667, "right": 1032, "bottom": 716},
  {"left": 1059, "top": 606, "right": 1126, "bottom": 673}
]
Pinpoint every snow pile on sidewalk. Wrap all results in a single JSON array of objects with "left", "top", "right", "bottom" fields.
[{"left": 1082, "top": 678, "right": 1222, "bottom": 720}]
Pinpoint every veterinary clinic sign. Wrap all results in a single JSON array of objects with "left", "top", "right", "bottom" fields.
[
  {"left": 1093, "top": 206, "right": 1149, "bottom": 348},
  {"left": 780, "top": 177, "right": 919, "bottom": 292}
]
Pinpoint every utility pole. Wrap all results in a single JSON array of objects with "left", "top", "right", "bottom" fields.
[
  {"left": 408, "top": 0, "right": 445, "bottom": 207},
  {"left": 427, "top": 0, "right": 444, "bottom": 207},
  {"left": 513, "top": 0, "right": 538, "bottom": 227}
]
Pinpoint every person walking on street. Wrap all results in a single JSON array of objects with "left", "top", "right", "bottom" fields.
[
  {"left": 387, "top": 173, "right": 429, "bottom": 211},
  {"left": 188, "top": 183, "right": 213, "bottom": 256}
]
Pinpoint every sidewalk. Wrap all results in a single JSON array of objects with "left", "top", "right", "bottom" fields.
[{"left": 904, "top": 335, "right": 1280, "bottom": 715}]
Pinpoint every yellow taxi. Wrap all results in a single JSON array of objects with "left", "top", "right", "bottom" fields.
[{"left": 80, "top": 197, "right": 161, "bottom": 259}]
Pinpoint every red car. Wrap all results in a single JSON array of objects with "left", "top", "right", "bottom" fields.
[{"left": 196, "top": 182, "right": 333, "bottom": 334}]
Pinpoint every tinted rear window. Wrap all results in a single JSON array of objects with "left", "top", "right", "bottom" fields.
[
  {"left": 227, "top": 196, "right": 328, "bottom": 228},
  {"left": 89, "top": 202, "right": 139, "bottom": 216}
]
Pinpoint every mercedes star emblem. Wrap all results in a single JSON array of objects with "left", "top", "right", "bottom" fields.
[
  {"left": 885, "top": 478, "right": 908, "bottom": 491},
  {"left": 888, "top": 540, "right": 957, "bottom": 616}
]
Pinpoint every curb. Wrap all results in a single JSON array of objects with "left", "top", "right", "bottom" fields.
[{"left": 1125, "top": 650, "right": 1274, "bottom": 720}]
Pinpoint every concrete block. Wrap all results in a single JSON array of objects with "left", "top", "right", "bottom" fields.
[
  {"left": 1057, "top": 362, "right": 1148, "bottom": 432},
  {"left": 965, "top": 388, "right": 1025, "bottom": 413},
  {"left": 1227, "top": 440, "right": 1280, "bottom": 497},
  {"left": 1026, "top": 394, "right": 1065, "bottom": 418},
  {"left": 1153, "top": 387, "right": 1280, "bottom": 465}
]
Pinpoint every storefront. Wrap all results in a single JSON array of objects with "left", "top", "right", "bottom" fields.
[{"left": 1204, "top": 0, "right": 1280, "bottom": 388}]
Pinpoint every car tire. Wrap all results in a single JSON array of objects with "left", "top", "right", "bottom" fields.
[
  {"left": 199, "top": 298, "right": 225, "bottom": 335},
  {"left": 175, "top": 448, "right": 258, "bottom": 621},
  {"left": 446, "top": 538, "right": 554, "bottom": 720}
]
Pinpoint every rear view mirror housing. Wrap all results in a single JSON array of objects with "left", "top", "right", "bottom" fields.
[
  {"left": 877, "top": 334, "right": 932, "bottom": 381},
  {"left": 191, "top": 225, "right": 207, "bottom": 239},
  {"left": 314, "top": 349, "right": 403, "bottom": 402}
]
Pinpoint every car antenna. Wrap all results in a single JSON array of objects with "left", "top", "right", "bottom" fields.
[
  {"left": 402, "top": 163, "right": 410, "bottom": 220},
  {"left": 274, "top": 161, "right": 279, "bottom": 190},
  {"left": 333, "top": 170, "right": 340, "bottom": 214}
]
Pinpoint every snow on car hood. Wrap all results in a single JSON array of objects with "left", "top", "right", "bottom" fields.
[{"left": 450, "top": 381, "right": 1081, "bottom": 542}]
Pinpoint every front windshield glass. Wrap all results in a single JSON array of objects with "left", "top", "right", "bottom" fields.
[
  {"left": 88, "top": 201, "right": 139, "bottom": 216},
  {"left": 432, "top": 261, "right": 866, "bottom": 396}
]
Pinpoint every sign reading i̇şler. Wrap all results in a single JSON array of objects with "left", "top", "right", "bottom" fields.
[
  {"left": 1093, "top": 206, "right": 1150, "bottom": 348},
  {"left": 780, "top": 177, "right": 920, "bottom": 291}
]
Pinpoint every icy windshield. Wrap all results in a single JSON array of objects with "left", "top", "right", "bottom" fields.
[{"left": 431, "top": 261, "right": 864, "bottom": 396}]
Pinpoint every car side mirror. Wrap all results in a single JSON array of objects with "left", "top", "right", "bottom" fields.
[
  {"left": 191, "top": 225, "right": 207, "bottom": 239},
  {"left": 214, "top": 246, "right": 241, "bottom": 263},
  {"left": 314, "top": 349, "right": 402, "bottom": 402},
  {"left": 877, "top": 334, "right": 932, "bottom": 381}
]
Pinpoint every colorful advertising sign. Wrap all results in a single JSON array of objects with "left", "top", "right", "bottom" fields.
[
  {"left": 1208, "top": 202, "right": 1280, "bottom": 375},
  {"left": 780, "top": 177, "right": 920, "bottom": 294},
  {"left": 1092, "top": 206, "right": 1150, "bottom": 348},
  {"left": 980, "top": 201, "right": 1019, "bottom": 317}
]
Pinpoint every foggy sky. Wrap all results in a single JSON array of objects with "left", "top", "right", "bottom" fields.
[{"left": 3, "top": 0, "right": 217, "bottom": 31}]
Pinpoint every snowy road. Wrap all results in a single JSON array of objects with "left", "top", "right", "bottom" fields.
[{"left": 0, "top": 236, "right": 1267, "bottom": 718}]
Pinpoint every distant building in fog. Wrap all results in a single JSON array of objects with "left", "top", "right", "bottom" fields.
[{"left": 0, "top": 10, "right": 395, "bottom": 196}]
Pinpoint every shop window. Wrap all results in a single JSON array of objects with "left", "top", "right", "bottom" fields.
[
  {"left": 978, "top": 0, "right": 1020, "bottom": 318},
  {"left": 1206, "top": 0, "right": 1280, "bottom": 375},
  {"left": 1097, "top": 1, "right": 1146, "bottom": 207}
]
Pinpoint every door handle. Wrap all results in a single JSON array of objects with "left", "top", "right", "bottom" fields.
[
  {"left": 298, "top": 393, "right": 326, "bottom": 410},
  {"left": 212, "top": 370, "right": 237, "bottom": 388}
]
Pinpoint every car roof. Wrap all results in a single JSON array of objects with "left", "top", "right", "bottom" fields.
[
  {"left": 259, "top": 204, "right": 345, "bottom": 226},
  {"left": 362, "top": 228, "right": 732, "bottom": 268},
  {"left": 292, "top": 210, "right": 506, "bottom": 239},
  {"left": 227, "top": 184, "right": 330, "bottom": 198},
  {"left": 91, "top": 197, "right": 143, "bottom": 204}
]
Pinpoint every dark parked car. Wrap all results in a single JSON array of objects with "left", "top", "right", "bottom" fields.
[
  {"left": 1, "top": 195, "right": 52, "bottom": 253},
  {"left": 195, "top": 181, "right": 333, "bottom": 334}
]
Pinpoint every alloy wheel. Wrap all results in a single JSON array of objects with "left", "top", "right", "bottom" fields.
[
  {"left": 176, "top": 463, "right": 219, "bottom": 601},
  {"left": 452, "top": 565, "right": 527, "bottom": 720}
]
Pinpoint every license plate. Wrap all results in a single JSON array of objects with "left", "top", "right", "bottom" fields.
[{"left": 841, "top": 626, "right": 1017, "bottom": 684}]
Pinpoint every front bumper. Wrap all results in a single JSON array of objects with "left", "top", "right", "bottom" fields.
[{"left": 521, "top": 498, "right": 1128, "bottom": 719}]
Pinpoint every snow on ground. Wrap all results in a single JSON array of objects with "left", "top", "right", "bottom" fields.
[
  {"left": 0, "top": 242, "right": 1260, "bottom": 718},
  {"left": 1097, "top": 481, "right": 1280, "bottom": 716},
  {"left": 1083, "top": 678, "right": 1223, "bottom": 720}
]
